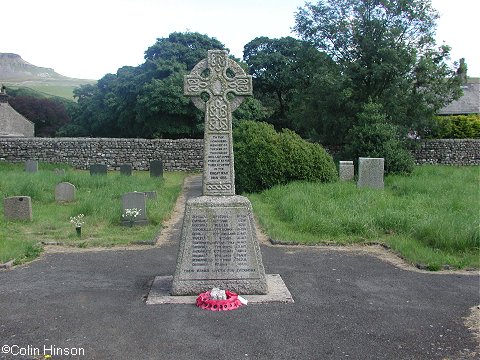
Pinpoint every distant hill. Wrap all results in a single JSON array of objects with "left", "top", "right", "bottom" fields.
[{"left": 0, "top": 53, "right": 95, "bottom": 99}]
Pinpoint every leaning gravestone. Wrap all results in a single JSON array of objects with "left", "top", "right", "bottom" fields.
[
  {"left": 150, "top": 160, "right": 163, "bottom": 178},
  {"left": 4, "top": 196, "right": 32, "bottom": 221},
  {"left": 171, "top": 50, "right": 267, "bottom": 295},
  {"left": 90, "top": 164, "right": 107, "bottom": 175},
  {"left": 55, "top": 182, "right": 76, "bottom": 202},
  {"left": 339, "top": 161, "right": 354, "bottom": 181},
  {"left": 357, "top": 157, "right": 384, "bottom": 189},
  {"left": 120, "top": 164, "right": 132, "bottom": 176},
  {"left": 25, "top": 160, "right": 38, "bottom": 173},
  {"left": 121, "top": 192, "right": 148, "bottom": 225}
]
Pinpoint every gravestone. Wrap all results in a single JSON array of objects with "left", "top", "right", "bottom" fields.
[
  {"left": 120, "top": 164, "right": 132, "bottom": 176},
  {"left": 4, "top": 196, "right": 32, "bottom": 221},
  {"left": 171, "top": 50, "right": 267, "bottom": 295},
  {"left": 357, "top": 157, "right": 384, "bottom": 189},
  {"left": 144, "top": 191, "right": 157, "bottom": 200},
  {"left": 55, "top": 182, "right": 76, "bottom": 202},
  {"left": 90, "top": 164, "right": 107, "bottom": 175},
  {"left": 121, "top": 192, "right": 148, "bottom": 225},
  {"left": 53, "top": 168, "right": 66, "bottom": 176},
  {"left": 150, "top": 160, "right": 163, "bottom": 178},
  {"left": 339, "top": 161, "right": 354, "bottom": 181},
  {"left": 25, "top": 160, "right": 38, "bottom": 173}
]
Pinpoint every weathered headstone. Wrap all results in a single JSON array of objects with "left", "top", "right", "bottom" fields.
[
  {"left": 55, "top": 182, "right": 76, "bottom": 202},
  {"left": 120, "top": 164, "right": 132, "bottom": 176},
  {"left": 121, "top": 192, "right": 148, "bottom": 225},
  {"left": 357, "top": 157, "right": 384, "bottom": 189},
  {"left": 339, "top": 161, "right": 354, "bottom": 181},
  {"left": 90, "top": 164, "right": 107, "bottom": 175},
  {"left": 150, "top": 160, "right": 163, "bottom": 178},
  {"left": 25, "top": 160, "right": 38, "bottom": 173},
  {"left": 171, "top": 50, "right": 267, "bottom": 295},
  {"left": 53, "top": 168, "right": 66, "bottom": 176},
  {"left": 143, "top": 191, "right": 157, "bottom": 200},
  {"left": 4, "top": 196, "right": 32, "bottom": 221}
]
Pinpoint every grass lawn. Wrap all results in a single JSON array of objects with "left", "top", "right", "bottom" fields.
[
  {"left": 0, "top": 162, "right": 189, "bottom": 265},
  {"left": 248, "top": 165, "right": 480, "bottom": 270}
]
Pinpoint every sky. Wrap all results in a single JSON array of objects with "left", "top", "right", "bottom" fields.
[{"left": 1, "top": 0, "right": 479, "bottom": 80}]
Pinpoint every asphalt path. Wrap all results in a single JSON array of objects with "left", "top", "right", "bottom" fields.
[{"left": 0, "top": 176, "right": 478, "bottom": 360}]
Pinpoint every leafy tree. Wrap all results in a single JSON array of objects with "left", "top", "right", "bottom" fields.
[
  {"left": 66, "top": 32, "right": 235, "bottom": 138},
  {"left": 293, "top": 0, "right": 464, "bottom": 142},
  {"left": 9, "top": 96, "right": 70, "bottom": 137},
  {"left": 342, "top": 101, "right": 415, "bottom": 174},
  {"left": 144, "top": 32, "right": 225, "bottom": 69},
  {"left": 243, "top": 36, "right": 334, "bottom": 130}
]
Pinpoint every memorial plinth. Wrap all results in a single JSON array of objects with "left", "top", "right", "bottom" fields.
[
  {"left": 171, "top": 50, "right": 267, "bottom": 295},
  {"left": 171, "top": 196, "right": 267, "bottom": 295}
]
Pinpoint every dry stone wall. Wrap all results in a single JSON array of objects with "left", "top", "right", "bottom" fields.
[
  {"left": 411, "top": 139, "right": 479, "bottom": 165},
  {"left": 0, "top": 137, "right": 204, "bottom": 171},
  {"left": 0, "top": 138, "right": 478, "bottom": 170}
]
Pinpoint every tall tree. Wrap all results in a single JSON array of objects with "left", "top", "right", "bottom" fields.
[
  {"left": 66, "top": 32, "right": 232, "bottom": 138},
  {"left": 243, "top": 36, "right": 332, "bottom": 130},
  {"left": 9, "top": 96, "right": 70, "bottom": 137},
  {"left": 293, "top": 0, "right": 464, "bottom": 142}
]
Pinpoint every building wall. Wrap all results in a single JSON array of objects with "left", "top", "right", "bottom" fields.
[
  {"left": 0, "top": 103, "right": 35, "bottom": 137},
  {"left": 0, "top": 137, "right": 478, "bottom": 170}
]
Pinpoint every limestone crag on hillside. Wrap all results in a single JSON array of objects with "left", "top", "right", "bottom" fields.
[{"left": 0, "top": 53, "right": 66, "bottom": 81}]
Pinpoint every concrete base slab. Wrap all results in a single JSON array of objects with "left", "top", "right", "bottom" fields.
[{"left": 146, "top": 274, "right": 294, "bottom": 305}]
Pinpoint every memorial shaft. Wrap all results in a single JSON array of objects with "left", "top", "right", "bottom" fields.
[{"left": 184, "top": 50, "right": 252, "bottom": 196}]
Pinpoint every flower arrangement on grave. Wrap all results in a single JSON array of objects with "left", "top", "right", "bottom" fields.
[
  {"left": 69, "top": 214, "right": 85, "bottom": 236},
  {"left": 122, "top": 208, "right": 141, "bottom": 227}
]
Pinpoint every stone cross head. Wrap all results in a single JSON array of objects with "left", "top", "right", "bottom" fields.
[{"left": 184, "top": 50, "right": 252, "bottom": 196}]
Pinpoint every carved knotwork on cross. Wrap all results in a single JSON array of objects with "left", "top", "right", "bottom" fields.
[{"left": 184, "top": 50, "right": 253, "bottom": 196}]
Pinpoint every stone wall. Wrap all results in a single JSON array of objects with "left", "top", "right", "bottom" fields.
[
  {"left": 0, "top": 137, "right": 204, "bottom": 171},
  {"left": 0, "top": 137, "right": 478, "bottom": 170},
  {"left": 410, "top": 139, "right": 479, "bottom": 165}
]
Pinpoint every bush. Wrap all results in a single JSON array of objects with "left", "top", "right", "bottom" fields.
[
  {"left": 233, "top": 121, "right": 337, "bottom": 193},
  {"left": 342, "top": 102, "right": 415, "bottom": 175},
  {"left": 430, "top": 115, "right": 480, "bottom": 139}
]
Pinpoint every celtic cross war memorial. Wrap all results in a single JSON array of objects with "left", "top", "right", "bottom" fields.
[{"left": 171, "top": 50, "right": 268, "bottom": 295}]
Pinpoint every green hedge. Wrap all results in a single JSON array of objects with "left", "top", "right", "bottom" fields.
[
  {"left": 233, "top": 121, "right": 337, "bottom": 193},
  {"left": 432, "top": 114, "right": 480, "bottom": 139}
]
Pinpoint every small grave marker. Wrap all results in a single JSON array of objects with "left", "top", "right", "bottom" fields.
[
  {"left": 120, "top": 164, "right": 132, "bottom": 176},
  {"left": 121, "top": 192, "right": 148, "bottom": 225},
  {"left": 150, "top": 160, "right": 163, "bottom": 178},
  {"left": 339, "top": 161, "right": 354, "bottom": 181},
  {"left": 144, "top": 191, "right": 157, "bottom": 200},
  {"left": 55, "top": 182, "right": 76, "bottom": 202},
  {"left": 357, "top": 157, "right": 384, "bottom": 189},
  {"left": 25, "top": 160, "right": 38, "bottom": 173},
  {"left": 90, "top": 164, "right": 107, "bottom": 175},
  {"left": 4, "top": 196, "right": 33, "bottom": 221},
  {"left": 53, "top": 168, "right": 66, "bottom": 176}
]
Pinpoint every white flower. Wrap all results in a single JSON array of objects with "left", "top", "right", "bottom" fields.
[
  {"left": 69, "top": 214, "right": 85, "bottom": 227},
  {"left": 122, "top": 208, "right": 141, "bottom": 221}
]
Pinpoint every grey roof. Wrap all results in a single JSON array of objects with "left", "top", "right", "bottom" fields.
[
  {"left": 0, "top": 101, "right": 35, "bottom": 137},
  {"left": 438, "top": 78, "right": 480, "bottom": 115}
]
